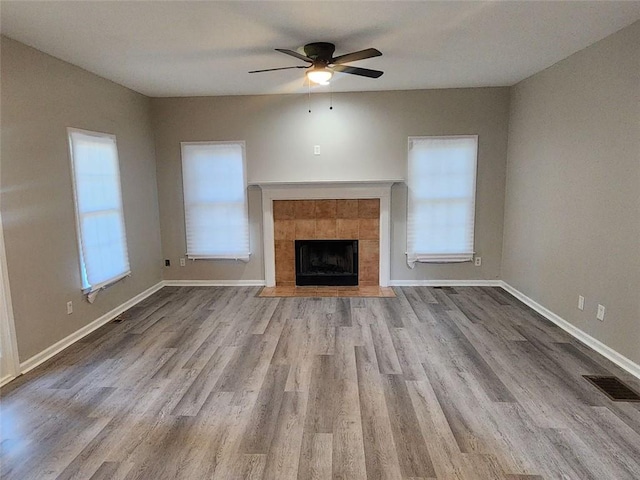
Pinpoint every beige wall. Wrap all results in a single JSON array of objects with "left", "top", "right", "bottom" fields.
[
  {"left": 502, "top": 22, "right": 640, "bottom": 364},
  {"left": 151, "top": 88, "right": 509, "bottom": 282},
  {"left": 0, "top": 37, "right": 163, "bottom": 362}
]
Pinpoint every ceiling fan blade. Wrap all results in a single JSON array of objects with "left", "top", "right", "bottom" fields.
[
  {"left": 275, "top": 48, "right": 312, "bottom": 63},
  {"left": 332, "top": 65, "right": 384, "bottom": 78},
  {"left": 249, "top": 66, "right": 307, "bottom": 73},
  {"left": 331, "top": 48, "right": 382, "bottom": 65}
]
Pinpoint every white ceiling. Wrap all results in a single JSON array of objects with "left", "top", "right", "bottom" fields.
[{"left": 2, "top": 1, "right": 639, "bottom": 97}]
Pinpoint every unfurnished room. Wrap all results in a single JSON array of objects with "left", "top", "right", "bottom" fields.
[{"left": 0, "top": 1, "right": 639, "bottom": 479}]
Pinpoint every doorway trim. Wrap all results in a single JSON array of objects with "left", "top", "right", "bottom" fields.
[{"left": 0, "top": 211, "right": 20, "bottom": 386}]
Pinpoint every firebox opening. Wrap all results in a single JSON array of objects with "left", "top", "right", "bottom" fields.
[{"left": 295, "top": 239, "right": 358, "bottom": 286}]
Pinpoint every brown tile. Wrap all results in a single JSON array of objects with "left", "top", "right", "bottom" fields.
[
  {"left": 336, "top": 199, "right": 359, "bottom": 219},
  {"left": 358, "top": 286, "right": 383, "bottom": 295},
  {"left": 295, "top": 219, "right": 316, "bottom": 239},
  {"left": 276, "top": 267, "right": 295, "bottom": 283},
  {"left": 274, "top": 220, "right": 295, "bottom": 240},
  {"left": 293, "top": 287, "right": 317, "bottom": 297},
  {"left": 276, "top": 281, "right": 296, "bottom": 288},
  {"left": 273, "top": 285, "right": 296, "bottom": 294},
  {"left": 267, "top": 285, "right": 392, "bottom": 298},
  {"left": 358, "top": 219, "right": 379, "bottom": 240},
  {"left": 275, "top": 239, "right": 294, "bottom": 260},
  {"left": 336, "top": 219, "right": 359, "bottom": 239},
  {"left": 273, "top": 200, "right": 295, "bottom": 220},
  {"left": 359, "top": 263, "right": 379, "bottom": 285},
  {"left": 258, "top": 287, "right": 277, "bottom": 297},
  {"left": 294, "top": 200, "right": 316, "bottom": 219},
  {"left": 359, "top": 238, "right": 380, "bottom": 285},
  {"left": 315, "top": 287, "right": 339, "bottom": 297},
  {"left": 359, "top": 239, "right": 380, "bottom": 262},
  {"left": 275, "top": 271, "right": 294, "bottom": 284},
  {"left": 358, "top": 199, "right": 380, "bottom": 219},
  {"left": 337, "top": 287, "right": 360, "bottom": 297},
  {"left": 275, "top": 240, "right": 294, "bottom": 283},
  {"left": 315, "top": 200, "right": 337, "bottom": 219},
  {"left": 315, "top": 219, "right": 337, "bottom": 239},
  {"left": 276, "top": 270, "right": 294, "bottom": 283}
]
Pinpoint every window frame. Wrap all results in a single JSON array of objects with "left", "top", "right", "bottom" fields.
[
  {"left": 406, "top": 134, "right": 479, "bottom": 266},
  {"left": 67, "top": 127, "right": 131, "bottom": 293},
  {"left": 180, "top": 140, "right": 251, "bottom": 261}
]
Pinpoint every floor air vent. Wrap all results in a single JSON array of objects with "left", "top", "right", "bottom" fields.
[{"left": 583, "top": 375, "right": 640, "bottom": 402}]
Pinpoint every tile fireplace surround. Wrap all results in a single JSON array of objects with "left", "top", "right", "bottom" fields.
[{"left": 258, "top": 182, "right": 393, "bottom": 288}]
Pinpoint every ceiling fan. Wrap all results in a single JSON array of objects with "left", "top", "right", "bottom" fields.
[{"left": 249, "top": 42, "right": 383, "bottom": 85}]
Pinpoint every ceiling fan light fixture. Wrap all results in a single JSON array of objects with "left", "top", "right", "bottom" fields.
[{"left": 306, "top": 67, "right": 333, "bottom": 85}]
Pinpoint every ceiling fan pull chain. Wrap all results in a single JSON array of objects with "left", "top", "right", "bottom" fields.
[
  {"left": 329, "top": 82, "right": 333, "bottom": 110},
  {"left": 308, "top": 79, "right": 312, "bottom": 113}
]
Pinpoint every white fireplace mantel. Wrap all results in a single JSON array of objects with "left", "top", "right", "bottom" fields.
[{"left": 255, "top": 181, "right": 397, "bottom": 287}]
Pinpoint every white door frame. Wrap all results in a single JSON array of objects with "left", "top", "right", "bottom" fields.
[{"left": 0, "top": 211, "right": 20, "bottom": 386}]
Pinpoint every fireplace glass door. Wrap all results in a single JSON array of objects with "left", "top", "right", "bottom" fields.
[{"left": 295, "top": 239, "right": 358, "bottom": 286}]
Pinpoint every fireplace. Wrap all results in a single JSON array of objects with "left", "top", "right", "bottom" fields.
[
  {"left": 256, "top": 182, "right": 393, "bottom": 287},
  {"left": 295, "top": 239, "right": 358, "bottom": 286}
]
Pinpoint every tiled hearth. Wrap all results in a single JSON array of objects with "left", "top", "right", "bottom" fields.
[
  {"left": 259, "top": 285, "right": 396, "bottom": 298},
  {"left": 273, "top": 199, "right": 380, "bottom": 286}
]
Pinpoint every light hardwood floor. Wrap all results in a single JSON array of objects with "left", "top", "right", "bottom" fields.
[{"left": 1, "top": 286, "right": 640, "bottom": 479}]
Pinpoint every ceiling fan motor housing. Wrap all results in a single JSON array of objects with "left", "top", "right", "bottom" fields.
[{"left": 303, "top": 42, "right": 336, "bottom": 64}]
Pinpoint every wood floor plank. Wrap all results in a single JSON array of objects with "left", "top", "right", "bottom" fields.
[
  {"left": 332, "top": 327, "right": 368, "bottom": 480},
  {"left": 389, "top": 327, "right": 427, "bottom": 381},
  {"left": 171, "top": 345, "right": 236, "bottom": 416},
  {"left": 406, "top": 379, "right": 467, "bottom": 479},
  {"left": 308, "top": 433, "right": 332, "bottom": 480},
  {"left": 2, "top": 286, "right": 640, "bottom": 480},
  {"left": 240, "top": 363, "right": 290, "bottom": 454},
  {"left": 261, "top": 391, "right": 308, "bottom": 480},
  {"left": 355, "top": 345, "right": 403, "bottom": 480},
  {"left": 381, "top": 374, "right": 436, "bottom": 478},
  {"left": 214, "top": 335, "right": 273, "bottom": 392},
  {"left": 369, "top": 323, "right": 403, "bottom": 375},
  {"left": 298, "top": 354, "right": 339, "bottom": 479},
  {"left": 87, "top": 461, "right": 133, "bottom": 480}
]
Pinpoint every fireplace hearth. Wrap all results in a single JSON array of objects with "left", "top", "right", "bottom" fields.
[{"left": 295, "top": 239, "right": 358, "bottom": 286}]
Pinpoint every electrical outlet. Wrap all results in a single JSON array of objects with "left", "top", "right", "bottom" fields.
[
  {"left": 596, "top": 304, "right": 605, "bottom": 321},
  {"left": 165, "top": 259, "right": 171, "bottom": 267},
  {"left": 314, "top": 145, "right": 321, "bottom": 155},
  {"left": 180, "top": 258, "right": 186, "bottom": 267},
  {"left": 578, "top": 295, "right": 585, "bottom": 311},
  {"left": 66, "top": 301, "right": 73, "bottom": 315},
  {"left": 474, "top": 256, "right": 482, "bottom": 266}
]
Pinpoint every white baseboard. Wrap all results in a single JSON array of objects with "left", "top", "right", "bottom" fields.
[
  {"left": 162, "top": 279, "right": 266, "bottom": 287},
  {"left": 18, "top": 281, "right": 164, "bottom": 375},
  {"left": 500, "top": 281, "right": 640, "bottom": 381},
  {"left": 389, "top": 279, "right": 502, "bottom": 287},
  {"left": 0, "top": 374, "right": 14, "bottom": 388}
]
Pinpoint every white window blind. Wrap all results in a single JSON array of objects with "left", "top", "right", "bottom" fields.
[
  {"left": 181, "top": 141, "right": 250, "bottom": 260},
  {"left": 68, "top": 129, "right": 130, "bottom": 292},
  {"left": 406, "top": 136, "right": 478, "bottom": 267}
]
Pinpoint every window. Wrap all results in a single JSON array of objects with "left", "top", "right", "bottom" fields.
[
  {"left": 406, "top": 136, "right": 478, "bottom": 267},
  {"left": 68, "top": 128, "right": 130, "bottom": 292},
  {"left": 181, "top": 141, "right": 250, "bottom": 260}
]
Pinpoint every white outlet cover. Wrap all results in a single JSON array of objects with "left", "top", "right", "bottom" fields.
[
  {"left": 578, "top": 295, "right": 585, "bottom": 310},
  {"left": 474, "top": 257, "right": 481, "bottom": 266},
  {"left": 597, "top": 304, "right": 605, "bottom": 321}
]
